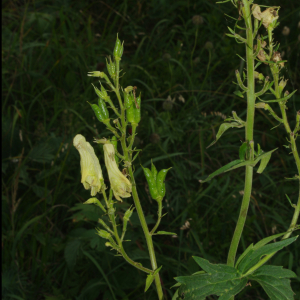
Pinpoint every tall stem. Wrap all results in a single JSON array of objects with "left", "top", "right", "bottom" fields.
[
  {"left": 227, "top": 0, "right": 255, "bottom": 269},
  {"left": 120, "top": 135, "right": 164, "bottom": 299}
]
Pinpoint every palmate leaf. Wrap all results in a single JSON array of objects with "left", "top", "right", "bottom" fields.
[
  {"left": 249, "top": 265, "right": 297, "bottom": 300},
  {"left": 175, "top": 257, "right": 247, "bottom": 300}
]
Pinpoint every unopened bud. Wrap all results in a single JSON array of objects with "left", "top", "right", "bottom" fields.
[
  {"left": 124, "top": 206, "right": 134, "bottom": 222},
  {"left": 87, "top": 71, "right": 105, "bottom": 78},
  {"left": 124, "top": 86, "right": 134, "bottom": 93},
  {"left": 284, "top": 91, "right": 289, "bottom": 97},
  {"left": 279, "top": 78, "right": 288, "bottom": 95},
  {"left": 254, "top": 71, "right": 265, "bottom": 82},
  {"left": 255, "top": 103, "right": 266, "bottom": 109},
  {"left": 96, "top": 228, "right": 111, "bottom": 239}
]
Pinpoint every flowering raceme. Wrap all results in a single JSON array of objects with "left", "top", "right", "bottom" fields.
[
  {"left": 73, "top": 134, "right": 104, "bottom": 196},
  {"left": 103, "top": 143, "right": 132, "bottom": 201}
]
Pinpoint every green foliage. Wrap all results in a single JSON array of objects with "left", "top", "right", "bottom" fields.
[{"left": 2, "top": 0, "right": 299, "bottom": 299}]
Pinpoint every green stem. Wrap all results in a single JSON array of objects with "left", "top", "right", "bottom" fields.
[
  {"left": 150, "top": 201, "right": 163, "bottom": 235},
  {"left": 128, "top": 166, "right": 164, "bottom": 299},
  {"left": 120, "top": 131, "right": 164, "bottom": 299},
  {"left": 227, "top": 0, "right": 255, "bottom": 270},
  {"left": 102, "top": 190, "right": 153, "bottom": 274}
]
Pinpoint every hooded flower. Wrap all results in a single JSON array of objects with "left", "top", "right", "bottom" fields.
[
  {"left": 252, "top": 5, "right": 279, "bottom": 29},
  {"left": 103, "top": 143, "right": 132, "bottom": 201},
  {"left": 73, "top": 134, "right": 103, "bottom": 196}
]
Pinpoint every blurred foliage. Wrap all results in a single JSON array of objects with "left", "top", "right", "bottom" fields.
[{"left": 2, "top": 0, "right": 300, "bottom": 299}]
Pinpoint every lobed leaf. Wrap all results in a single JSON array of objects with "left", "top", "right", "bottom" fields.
[{"left": 249, "top": 265, "right": 297, "bottom": 300}]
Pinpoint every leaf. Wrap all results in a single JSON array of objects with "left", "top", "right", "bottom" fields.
[
  {"left": 235, "top": 243, "right": 254, "bottom": 268},
  {"left": 145, "top": 266, "right": 162, "bottom": 292},
  {"left": 237, "top": 236, "right": 298, "bottom": 274},
  {"left": 257, "top": 151, "right": 272, "bottom": 173},
  {"left": 200, "top": 159, "right": 243, "bottom": 183},
  {"left": 233, "top": 90, "right": 244, "bottom": 98},
  {"left": 239, "top": 142, "right": 248, "bottom": 160},
  {"left": 145, "top": 274, "right": 154, "bottom": 292},
  {"left": 249, "top": 265, "right": 297, "bottom": 300},
  {"left": 155, "top": 231, "right": 177, "bottom": 235},
  {"left": 258, "top": 90, "right": 297, "bottom": 103},
  {"left": 175, "top": 257, "right": 247, "bottom": 300},
  {"left": 200, "top": 148, "right": 277, "bottom": 183},
  {"left": 207, "top": 122, "right": 245, "bottom": 148}
]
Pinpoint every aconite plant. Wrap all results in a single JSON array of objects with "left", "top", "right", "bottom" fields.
[
  {"left": 173, "top": 1, "right": 300, "bottom": 300},
  {"left": 72, "top": 2, "right": 299, "bottom": 299},
  {"left": 73, "top": 36, "right": 171, "bottom": 299}
]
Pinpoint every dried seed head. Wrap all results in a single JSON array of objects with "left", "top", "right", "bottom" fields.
[
  {"left": 252, "top": 4, "right": 279, "bottom": 29},
  {"left": 204, "top": 41, "right": 213, "bottom": 50},
  {"left": 257, "top": 49, "right": 267, "bottom": 62},
  {"left": 150, "top": 133, "right": 160, "bottom": 144},
  {"left": 282, "top": 26, "right": 290, "bottom": 36},
  {"left": 272, "top": 51, "right": 284, "bottom": 67},
  {"left": 192, "top": 15, "right": 204, "bottom": 25}
]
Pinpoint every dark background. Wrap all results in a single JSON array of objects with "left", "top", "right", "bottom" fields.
[{"left": 2, "top": 0, "right": 300, "bottom": 299}]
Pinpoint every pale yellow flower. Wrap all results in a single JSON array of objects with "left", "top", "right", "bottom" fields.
[
  {"left": 73, "top": 134, "right": 103, "bottom": 196},
  {"left": 103, "top": 143, "right": 132, "bottom": 201}
]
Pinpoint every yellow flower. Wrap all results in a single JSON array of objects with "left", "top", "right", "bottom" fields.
[
  {"left": 103, "top": 143, "right": 132, "bottom": 201},
  {"left": 252, "top": 5, "right": 279, "bottom": 29},
  {"left": 73, "top": 134, "right": 103, "bottom": 196}
]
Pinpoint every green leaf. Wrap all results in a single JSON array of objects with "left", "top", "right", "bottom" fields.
[
  {"left": 249, "top": 265, "right": 297, "bottom": 300},
  {"left": 239, "top": 142, "right": 248, "bottom": 160},
  {"left": 257, "top": 151, "right": 272, "bottom": 173},
  {"left": 145, "top": 266, "right": 162, "bottom": 292},
  {"left": 233, "top": 90, "right": 244, "bottom": 98},
  {"left": 238, "top": 236, "right": 298, "bottom": 274},
  {"left": 145, "top": 274, "right": 154, "bottom": 292},
  {"left": 200, "top": 148, "right": 277, "bottom": 183},
  {"left": 235, "top": 243, "right": 254, "bottom": 268},
  {"left": 155, "top": 231, "right": 177, "bottom": 235},
  {"left": 175, "top": 257, "right": 247, "bottom": 300},
  {"left": 258, "top": 90, "right": 297, "bottom": 103},
  {"left": 64, "top": 239, "right": 81, "bottom": 270},
  {"left": 199, "top": 159, "right": 243, "bottom": 183},
  {"left": 207, "top": 121, "right": 245, "bottom": 148}
]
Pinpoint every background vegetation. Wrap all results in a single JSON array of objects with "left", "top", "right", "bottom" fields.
[{"left": 2, "top": 0, "right": 300, "bottom": 299}]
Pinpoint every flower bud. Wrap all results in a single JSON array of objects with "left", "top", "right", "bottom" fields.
[
  {"left": 87, "top": 71, "right": 105, "bottom": 78},
  {"left": 255, "top": 102, "right": 266, "bottom": 109},
  {"left": 279, "top": 78, "right": 288, "bottom": 95},
  {"left": 96, "top": 228, "right": 111, "bottom": 239},
  {"left": 124, "top": 206, "right": 134, "bottom": 222},
  {"left": 103, "top": 144, "right": 132, "bottom": 201},
  {"left": 124, "top": 86, "right": 134, "bottom": 93},
  {"left": 254, "top": 71, "right": 265, "bottom": 82},
  {"left": 73, "top": 134, "right": 104, "bottom": 196}
]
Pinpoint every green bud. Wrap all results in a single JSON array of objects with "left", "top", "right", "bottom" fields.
[
  {"left": 106, "top": 57, "right": 116, "bottom": 80},
  {"left": 279, "top": 78, "right": 288, "bottom": 96},
  {"left": 113, "top": 34, "right": 124, "bottom": 60},
  {"left": 124, "top": 86, "right": 134, "bottom": 93},
  {"left": 124, "top": 206, "right": 134, "bottom": 222},
  {"left": 96, "top": 228, "right": 111, "bottom": 239},
  {"left": 87, "top": 71, "right": 105, "bottom": 78}
]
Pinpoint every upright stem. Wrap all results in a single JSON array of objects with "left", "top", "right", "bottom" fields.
[
  {"left": 227, "top": 0, "right": 255, "bottom": 269},
  {"left": 128, "top": 167, "right": 164, "bottom": 299},
  {"left": 120, "top": 135, "right": 164, "bottom": 299}
]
